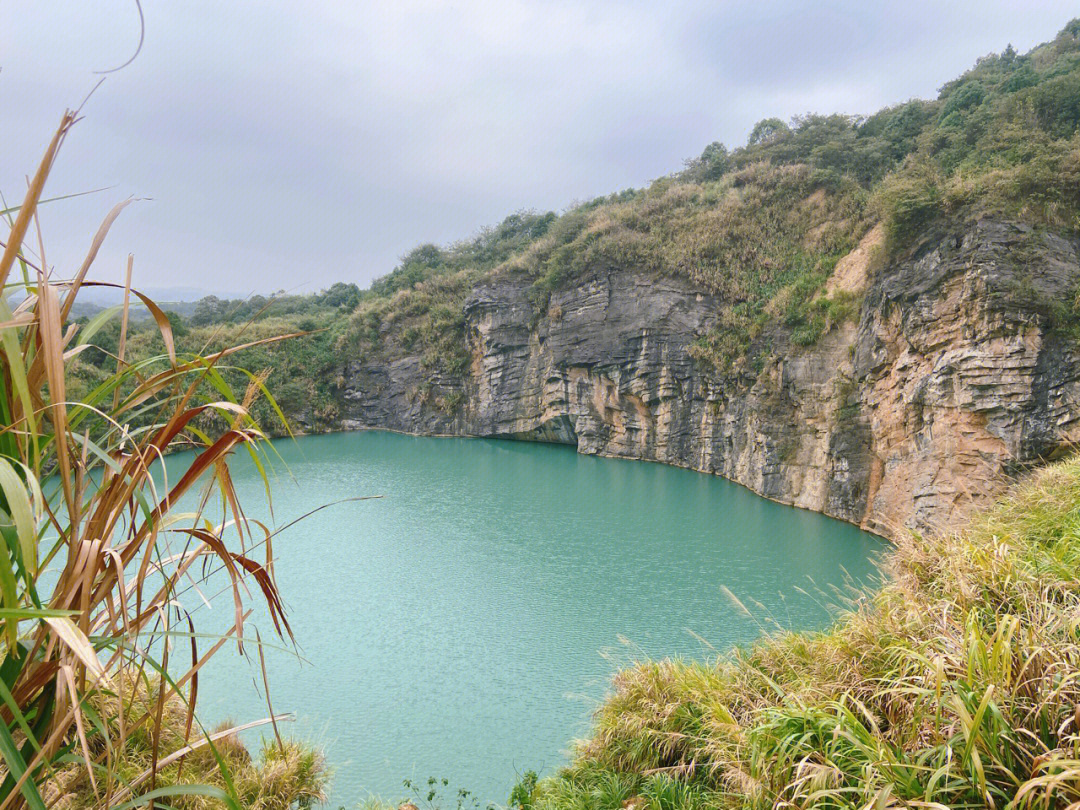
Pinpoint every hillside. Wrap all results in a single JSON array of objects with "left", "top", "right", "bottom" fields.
[{"left": 72, "top": 20, "right": 1080, "bottom": 538}]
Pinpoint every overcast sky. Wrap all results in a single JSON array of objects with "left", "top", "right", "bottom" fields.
[{"left": 2, "top": 2, "right": 1077, "bottom": 297}]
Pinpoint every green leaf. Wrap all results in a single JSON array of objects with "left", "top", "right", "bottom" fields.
[
  {"left": 0, "top": 676, "right": 41, "bottom": 755},
  {"left": 0, "top": 457, "right": 40, "bottom": 577},
  {"left": 0, "top": 713, "right": 47, "bottom": 810},
  {"left": 109, "top": 783, "right": 240, "bottom": 810},
  {"left": 0, "top": 298, "right": 37, "bottom": 446}
]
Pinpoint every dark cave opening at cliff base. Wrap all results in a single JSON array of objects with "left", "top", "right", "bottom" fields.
[{"left": 503, "top": 413, "right": 580, "bottom": 446}]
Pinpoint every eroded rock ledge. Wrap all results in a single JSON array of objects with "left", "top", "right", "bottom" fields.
[{"left": 337, "top": 219, "right": 1080, "bottom": 539}]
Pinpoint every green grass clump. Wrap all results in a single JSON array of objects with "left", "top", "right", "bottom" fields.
[
  {"left": 343, "top": 270, "right": 474, "bottom": 379},
  {"left": 44, "top": 676, "right": 326, "bottom": 810},
  {"left": 517, "top": 453, "right": 1080, "bottom": 809}
]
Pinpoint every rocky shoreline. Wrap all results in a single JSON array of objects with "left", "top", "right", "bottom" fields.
[{"left": 322, "top": 218, "right": 1080, "bottom": 540}]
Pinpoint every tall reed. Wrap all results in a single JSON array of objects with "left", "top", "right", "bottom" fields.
[{"left": 0, "top": 111, "right": 311, "bottom": 808}]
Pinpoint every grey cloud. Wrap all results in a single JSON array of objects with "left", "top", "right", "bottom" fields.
[{"left": 1, "top": 1, "right": 1076, "bottom": 295}]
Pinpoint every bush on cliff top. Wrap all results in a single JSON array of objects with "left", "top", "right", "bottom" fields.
[
  {"left": 513, "top": 452, "right": 1080, "bottom": 809},
  {"left": 361, "top": 18, "right": 1080, "bottom": 306},
  {"left": 136, "top": 20, "right": 1080, "bottom": 418},
  {"left": 332, "top": 19, "right": 1080, "bottom": 385}
]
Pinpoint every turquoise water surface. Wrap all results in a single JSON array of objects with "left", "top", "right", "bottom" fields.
[{"left": 175, "top": 431, "right": 882, "bottom": 806}]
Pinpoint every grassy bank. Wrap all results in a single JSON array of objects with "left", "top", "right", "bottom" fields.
[
  {"left": 44, "top": 677, "right": 325, "bottom": 810},
  {"left": 511, "top": 454, "right": 1080, "bottom": 809}
]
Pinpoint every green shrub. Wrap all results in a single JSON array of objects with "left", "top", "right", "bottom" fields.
[
  {"left": 509, "top": 770, "right": 538, "bottom": 810},
  {"left": 682, "top": 141, "right": 730, "bottom": 182},
  {"left": 1032, "top": 73, "right": 1080, "bottom": 136},
  {"left": 747, "top": 117, "right": 790, "bottom": 146},
  {"left": 875, "top": 167, "right": 944, "bottom": 247},
  {"left": 940, "top": 79, "right": 986, "bottom": 119}
]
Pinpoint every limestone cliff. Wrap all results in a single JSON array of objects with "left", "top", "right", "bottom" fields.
[{"left": 335, "top": 219, "right": 1080, "bottom": 538}]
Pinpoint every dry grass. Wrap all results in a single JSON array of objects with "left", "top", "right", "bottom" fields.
[
  {"left": 44, "top": 676, "right": 325, "bottom": 810},
  {"left": 0, "top": 112, "right": 322, "bottom": 808},
  {"left": 527, "top": 454, "right": 1080, "bottom": 809}
]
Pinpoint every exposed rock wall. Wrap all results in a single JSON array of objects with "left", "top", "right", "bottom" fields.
[{"left": 339, "top": 219, "right": 1080, "bottom": 538}]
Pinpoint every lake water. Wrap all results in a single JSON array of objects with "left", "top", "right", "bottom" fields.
[{"left": 175, "top": 431, "right": 882, "bottom": 807}]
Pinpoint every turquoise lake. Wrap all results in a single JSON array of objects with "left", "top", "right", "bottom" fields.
[{"left": 174, "top": 431, "right": 883, "bottom": 807}]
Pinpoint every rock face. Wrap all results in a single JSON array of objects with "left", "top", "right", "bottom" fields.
[{"left": 339, "top": 219, "right": 1080, "bottom": 538}]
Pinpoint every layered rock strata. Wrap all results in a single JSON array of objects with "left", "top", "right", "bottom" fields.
[{"left": 338, "top": 219, "right": 1080, "bottom": 538}]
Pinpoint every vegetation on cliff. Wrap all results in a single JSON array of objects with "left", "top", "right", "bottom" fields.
[
  {"left": 123, "top": 19, "right": 1080, "bottom": 416},
  {"left": 510, "top": 451, "right": 1080, "bottom": 809},
  {"left": 338, "top": 18, "right": 1080, "bottom": 374}
]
